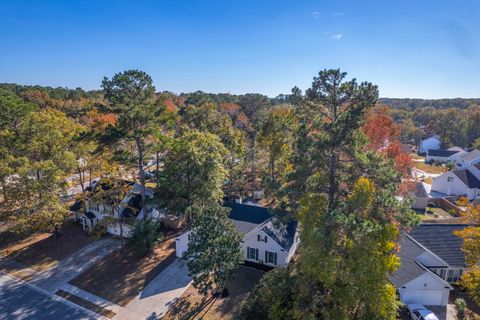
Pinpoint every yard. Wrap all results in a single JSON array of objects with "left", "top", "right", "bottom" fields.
[
  {"left": 420, "top": 207, "right": 455, "bottom": 221},
  {"left": 414, "top": 162, "right": 448, "bottom": 174},
  {"left": 69, "top": 235, "right": 176, "bottom": 306},
  {"left": 163, "top": 266, "right": 265, "bottom": 320},
  {"left": 0, "top": 221, "right": 95, "bottom": 272}
]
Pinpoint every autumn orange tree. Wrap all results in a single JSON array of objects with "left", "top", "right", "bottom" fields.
[
  {"left": 363, "top": 105, "right": 412, "bottom": 176},
  {"left": 454, "top": 198, "right": 480, "bottom": 304}
]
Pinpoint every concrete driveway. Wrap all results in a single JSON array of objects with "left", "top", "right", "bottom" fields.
[
  {"left": 32, "top": 238, "right": 120, "bottom": 293},
  {"left": 114, "top": 259, "right": 191, "bottom": 320},
  {"left": 0, "top": 272, "right": 102, "bottom": 320}
]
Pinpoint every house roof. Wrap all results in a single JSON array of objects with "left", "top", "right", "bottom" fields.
[
  {"left": 83, "top": 211, "right": 96, "bottom": 220},
  {"left": 407, "top": 224, "right": 467, "bottom": 267},
  {"left": 69, "top": 200, "right": 83, "bottom": 212},
  {"left": 422, "top": 135, "right": 440, "bottom": 142},
  {"left": 390, "top": 234, "right": 429, "bottom": 287},
  {"left": 122, "top": 194, "right": 143, "bottom": 218},
  {"left": 427, "top": 149, "right": 459, "bottom": 157},
  {"left": 448, "top": 147, "right": 465, "bottom": 153},
  {"left": 262, "top": 219, "right": 298, "bottom": 251},
  {"left": 413, "top": 182, "right": 429, "bottom": 198},
  {"left": 460, "top": 149, "right": 480, "bottom": 162},
  {"left": 453, "top": 169, "right": 480, "bottom": 189},
  {"left": 225, "top": 202, "right": 273, "bottom": 234}
]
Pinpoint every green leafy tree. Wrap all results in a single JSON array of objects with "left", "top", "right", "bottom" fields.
[
  {"left": 257, "top": 105, "right": 296, "bottom": 197},
  {"left": 182, "top": 203, "right": 243, "bottom": 296},
  {"left": 102, "top": 70, "right": 170, "bottom": 219},
  {"left": 2, "top": 108, "right": 82, "bottom": 235},
  {"left": 157, "top": 129, "right": 227, "bottom": 219},
  {"left": 129, "top": 219, "right": 163, "bottom": 256}
]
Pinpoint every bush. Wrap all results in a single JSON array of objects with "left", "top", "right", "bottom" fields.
[
  {"left": 455, "top": 298, "right": 467, "bottom": 320},
  {"left": 91, "top": 223, "right": 107, "bottom": 239},
  {"left": 129, "top": 220, "right": 163, "bottom": 256}
]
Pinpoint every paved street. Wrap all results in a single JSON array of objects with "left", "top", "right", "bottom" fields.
[
  {"left": 0, "top": 273, "right": 100, "bottom": 320},
  {"left": 113, "top": 259, "right": 191, "bottom": 320}
]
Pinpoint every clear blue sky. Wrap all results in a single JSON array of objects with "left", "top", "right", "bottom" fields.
[{"left": 1, "top": 0, "right": 479, "bottom": 98}]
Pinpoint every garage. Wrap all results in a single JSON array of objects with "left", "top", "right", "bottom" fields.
[{"left": 400, "top": 290, "right": 445, "bottom": 306}]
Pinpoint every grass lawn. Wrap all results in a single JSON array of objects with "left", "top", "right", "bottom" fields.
[
  {"left": 69, "top": 236, "right": 176, "bottom": 306},
  {"left": 414, "top": 162, "right": 447, "bottom": 174},
  {"left": 0, "top": 221, "right": 95, "bottom": 271},
  {"left": 163, "top": 266, "right": 265, "bottom": 320}
]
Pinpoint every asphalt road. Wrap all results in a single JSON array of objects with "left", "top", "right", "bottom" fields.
[{"left": 0, "top": 273, "right": 99, "bottom": 320}]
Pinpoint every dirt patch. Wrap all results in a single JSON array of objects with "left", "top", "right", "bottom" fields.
[
  {"left": 69, "top": 237, "right": 176, "bottom": 306},
  {"left": 56, "top": 289, "right": 116, "bottom": 318},
  {"left": 0, "top": 222, "right": 95, "bottom": 271},
  {"left": 163, "top": 266, "right": 265, "bottom": 320}
]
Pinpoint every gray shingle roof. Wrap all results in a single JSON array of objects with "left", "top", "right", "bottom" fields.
[
  {"left": 262, "top": 219, "right": 298, "bottom": 251},
  {"left": 427, "top": 149, "right": 459, "bottom": 157},
  {"left": 408, "top": 224, "right": 467, "bottom": 267},
  {"left": 225, "top": 203, "right": 273, "bottom": 234},
  {"left": 390, "top": 234, "right": 428, "bottom": 287},
  {"left": 453, "top": 169, "right": 480, "bottom": 188},
  {"left": 460, "top": 149, "right": 480, "bottom": 161}
]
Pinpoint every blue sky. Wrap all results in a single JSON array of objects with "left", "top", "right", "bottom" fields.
[{"left": 0, "top": 0, "right": 479, "bottom": 98}]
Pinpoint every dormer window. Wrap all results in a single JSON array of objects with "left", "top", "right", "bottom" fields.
[
  {"left": 257, "top": 234, "right": 267, "bottom": 243},
  {"left": 447, "top": 177, "right": 454, "bottom": 182}
]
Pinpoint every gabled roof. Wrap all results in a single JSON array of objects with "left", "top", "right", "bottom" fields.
[
  {"left": 448, "top": 147, "right": 465, "bottom": 153},
  {"left": 122, "top": 194, "right": 143, "bottom": 218},
  {"left": 83, "top": 211, "right": 96, "bottom": 220},
  {"left": 453, "top": 169, "right": 480, "bottom": 189},
  {"left": 407, "top": 224, "right": 467, "bottom": 267},
  {"left": 69, "top": 200, "right": 83, "bottom": 212},
  {"left": 262, "top": 219, "right": 298, "bottom": 251},
  {"left": 390, "top": 234, "right": 429, "bottom": 287},
  {"left": 427, "top": 149, "right": 459, "bottom": 157},
  {"left": 422, "top": 135, "right": 440, "bottom": 142},
  {"left": 225, "top": 202, "right": 273, "bottom": 234},
  {"left": 413, "top": 182, "right": 429, "bottom": 198},
  {"left": 460, "top": 149, "right": 480, "bottom": 162}
]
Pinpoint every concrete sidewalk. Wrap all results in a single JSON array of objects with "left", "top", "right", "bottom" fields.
[{"left": 113, "top": 259, "right": 192, "bottom": 320}]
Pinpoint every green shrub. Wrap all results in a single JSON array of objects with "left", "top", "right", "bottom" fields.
[
  {"left": 129, "top": 220, "right": 163, "bottom": 256},
  {"left": 91, "top": 223, "right": 107, "bottom": 239},
  {"left": 455, "top": 298, "right": 467, "bottom": 320}
]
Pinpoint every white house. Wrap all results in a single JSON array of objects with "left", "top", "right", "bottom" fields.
[
  {"left": 410, "top": 182, "right": 430, "bottom": 210},
  {"left": 456, "top": 149, "right": 480, "bottom": 169},
  {"left": 176, "top": 202, "right": 299, "bottom": 268},
  {"left": 425, "top": 148, "right": 465, "bottom": 164},
  {"left": 418, "top": 135, "right": 441, "bottom": 155},
  {"left": 71, "top": 179, "right": 163, "bottom": 237},
  {"left": 390, "top": 224, "right": 467, "bottom": 306},
  {"left": 431, "top": 168, "right": 480, "bottom": 200}
]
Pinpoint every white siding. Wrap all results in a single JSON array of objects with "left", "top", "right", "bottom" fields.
[
  {"left": 419, "top": 137, "right": 441, "bottom": 154},
  {"left": 175, "top": 229, "right": 295, "bottom": 267},
  {"left": 107, "top": 223, "right": 132, "bottom": 238},
  {"left": 242, "top": 230, "right": 288, "bottom": 266},
  {"left": 398, "top": 273, "right": 451, "bottom": 306},
  {"left": 431, "top": 171, "right": 473, "bottom": 198}
]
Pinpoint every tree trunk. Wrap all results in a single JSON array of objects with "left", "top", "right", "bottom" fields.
[
  {"left": 136, "top": 137, "right": 147, "bottom": 220},
  {"left": 328, "top": 149, "right": 337, "bottom": 211},
  {"left": 77, "top": 166, "right": 85, "bottom": 192}
]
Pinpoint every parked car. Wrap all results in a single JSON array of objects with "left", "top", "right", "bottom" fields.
[{"left": 406, "top": 304, "right": 439, "bottom": 320}]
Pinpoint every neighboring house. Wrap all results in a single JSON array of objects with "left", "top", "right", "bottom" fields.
[
  {"left": 175, "top": 202, "right": 299, "bottom": 268},
  {"left": 431, "top": 168, "right": 480, "bottom": 200},
  {"left": 426, "top": 148, "right": 465, "bottom": 164},
  {"left": 410, "top": 182, "right": 430, "bottom": 210},
  {"left": 71, "top": 179, "right": 164, "bottom": 237},
  {"left": 456, "top": 149, "right": 480, "bottom": 169},
  {"left": 418, "top": 135, "right": 441, "bottom": 155},
  {"left": 391, "top": 224, "right": 467, "bottom": 306}
]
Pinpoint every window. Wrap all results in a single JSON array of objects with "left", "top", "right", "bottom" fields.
[
  {"left": 187, "top": 233, "right": 191, "bottom": 241},
  {"left": 257, "top": 234, "right": 267, "bottom": 243},
  {"left": 265, "top": 251, "right": 277, "bottom": 265},
  {"left": 447, "top": 177, "right": 454, "bottom": 182},
  {"left": 247, "top": 247, "right": 258, "bottom": 260},
  {"left": 447, "top": 269, "right": 462, "bottom": 282}
]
